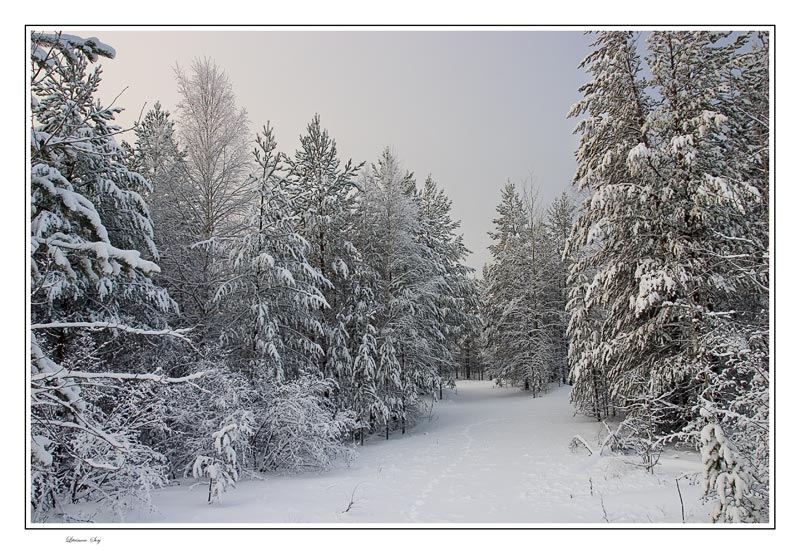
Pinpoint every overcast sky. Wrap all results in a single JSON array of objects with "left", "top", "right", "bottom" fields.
[{"left": 91, "top": 30, "right": 594, "bottom": 271}]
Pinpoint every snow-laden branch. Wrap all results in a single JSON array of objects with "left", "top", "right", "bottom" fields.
[
  {"left": 31, "top": 321, "right": 193, "bottom": 342},
  {"left": 45, "top": 238, "right": 161, "bottom": 275},
  {"left": 31, "top": 368, "right": 207, "bottom": 384}
]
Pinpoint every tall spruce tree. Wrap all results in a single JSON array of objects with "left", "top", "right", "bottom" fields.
[
  {"left": 128, "top": 102, "right": 188, "bottom": 319},
  {"left": 418, "top": 176, "right": 481, "bottom": 394},
  {"left": 544, "top": 192, "right": 576, "bottom": 385},
  {"left": 483, "top": 182, "right": 532, "bottom": 389},
  {"left": 30, "top": 32, "right": 194, "bottom": 519},
  {"left": 282, "top": 115, "right": 366, "bottom": 386},
  {"left": 354, "top": 149, "right": 442, "bottom": 436},
  {"left": 215, "top": 124, "right": 330, "bottom": 381},
  {"left": 567, "top": 31, "right": 769, "bottom": 518}
]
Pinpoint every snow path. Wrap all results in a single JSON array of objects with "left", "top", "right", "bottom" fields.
[{"left": 102, "top": 381, "right": 709, "bottom": 524}]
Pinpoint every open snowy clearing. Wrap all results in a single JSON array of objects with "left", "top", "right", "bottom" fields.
[{"left": 69, "top": 380, "right": 709, "bottom": 525}]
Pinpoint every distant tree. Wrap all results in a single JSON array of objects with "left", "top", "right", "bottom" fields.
[
  {"left": 483, "top": 181, "right": 565, "bottom": 396},
  {"left": 417, "top": 176, "right": 480, "bottom": 393},
  {"left": 544, "top": 192, "right": 576, "bottom": 385}
]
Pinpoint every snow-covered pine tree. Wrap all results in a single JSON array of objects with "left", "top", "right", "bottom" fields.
[
  {"left": 699, "top": 408, "right": 761, "bottom": 523},
  {"left": 30, "top": 32, "right": 196, "bottom": 520},
  {"left": 646, "top": 31, "right": 770, "bottom": 520},
  {"left": 201, "top": 125, "right": 358, "bottom": 477},
  {"left": 483, "top": 182, "right": 528, "bottom": 387},
  {"left": 128, "top": 103, "right": 189, "bottom": 320},
  {"left": 567, "top": 31, "right": 769, "bottom": 516},
  {"left": 544, "top": 192, "right": 576, "bottom": 385},
  {"left": 192, "top": 411, "right": 254, "bottom": 503},
  {"left": 566, "top": 31, "right": 655, "bottom": 423},
  {"left": 697, "top": 31, "right": 770, "bottom": 521},
  {"left": 282, "top": 114, "right": 368, "bottom": 390},
  {"left": 692, "top": 320, "right": 769, "bottom": 521},
  {"left": 418, "top": 176, "right": 481, "bottom": 394},
  {"left": 351, "top": 321, "right": 380, "bottom": 444},
  {"left": 483, "top": 181, "right": 559, "bottom": 396},
  {"left": 215, "top": 124, "right": 330, "bottom": 381},
  {"left": 459, "top": 275, "right": 488, "bottom": 382},
  {"left": 354, "top": 149, "right": 441, "bottom": 437},
  {"left": 347, "top": 169, "right": 387, "bottom": 439},
  {"left": 520, "top": 185, "right": 563, "bottom": 394},
  {"left": 565, "top": 256, "right": 610, "bottom": 420}
]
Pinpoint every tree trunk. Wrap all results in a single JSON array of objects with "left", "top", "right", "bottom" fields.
[{"left": 401, "top": 398, "right": 406, "bottom": 434}]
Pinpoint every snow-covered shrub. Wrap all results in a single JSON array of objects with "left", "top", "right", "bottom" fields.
[
  {"left": 601, "top": 415, "right": 661, "bottom": 472},
  {"left": 157, "top": 361, "right": 253, "bottom": 478},
  {"left": 595, "top": 390, "right": 669, "bottom": 472},
  {"left": 700, "top": 415, "right": 761, "bottom": 523},
  {"left": 252, "top": 377, "right": 356, "bottom": 472},
  {"left": 192, "top": 412, "right": 254, "bottom": 503},
  {"left": 162, "top": 366, "right": 355, "bottom": 478},
  {"left": 568, "top": 435, "right": 594, "bottom": 456},
  {"left": 30, "top": 336, "right": 183, "bottom": 521},
  {"left": 691, "top": 322, "right": 769, "bottom": 522}
]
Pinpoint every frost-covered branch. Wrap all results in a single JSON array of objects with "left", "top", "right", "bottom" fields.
[{"left": 31, "top": 321, "right": 192, "bottom": 342}]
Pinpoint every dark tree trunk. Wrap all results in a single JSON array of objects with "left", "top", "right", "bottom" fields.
[{"left": 465, "top": 340, "right": 471, "bottom": 380}]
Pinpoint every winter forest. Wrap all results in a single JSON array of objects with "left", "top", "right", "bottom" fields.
[{"left": 28, "top": 29, "right": 771, "bottom": 525}]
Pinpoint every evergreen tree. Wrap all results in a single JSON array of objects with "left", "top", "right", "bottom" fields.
[
  {"left": 215, "top": 124, "right": 329, "bottom": 381},
  {"left": 282, "top": 115, "right": 367, "bottom": 386},
  {"left": 354, "top": 149, "right": 440, "bottom": 436},
  {"left": 567, "top": 31, "right": 769, "bottom": 518},
  {"left": 30, "top": 32, "right": 192, "bottom": 519},
  {"left": 543, "top": 193, "right": 575, "bottom": 385},
  {"left": 483, "top": 182, "right": 532, "bottom": 389},
  {"left": 128, "top": 102, "right": 189, "bottom": 317},
  {"left": 417, "top": 176, "right": 479, "bottom": 394},
  {"left": 483, "top": 181, "right": 564, "bottom": 395}
]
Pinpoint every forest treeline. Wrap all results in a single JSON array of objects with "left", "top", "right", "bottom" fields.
[
  {"left": 29, "top": 30, "right": 769, "bottom": 524},
  {"left": 30, "top": 33, "right": 484, "bottom": 518}
]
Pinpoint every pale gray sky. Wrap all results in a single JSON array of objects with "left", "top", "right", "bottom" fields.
[{"left": 92, "top": 30, "right": 593, "bottom": 271}]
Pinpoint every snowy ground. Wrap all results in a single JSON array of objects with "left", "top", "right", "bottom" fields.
[{"left": 65, "top": 380, "right": 709, "bottom": 525}]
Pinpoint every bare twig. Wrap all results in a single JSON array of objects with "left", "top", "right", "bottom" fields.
[
  {"left": 342, "top": 481, "right": 368, "bottom": 514},
  {"left": 675, "top": 477, "right": 685, "bottom": 524},
  {"left": 600, "top": 494, "right": 609, "bottom": 523}
]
